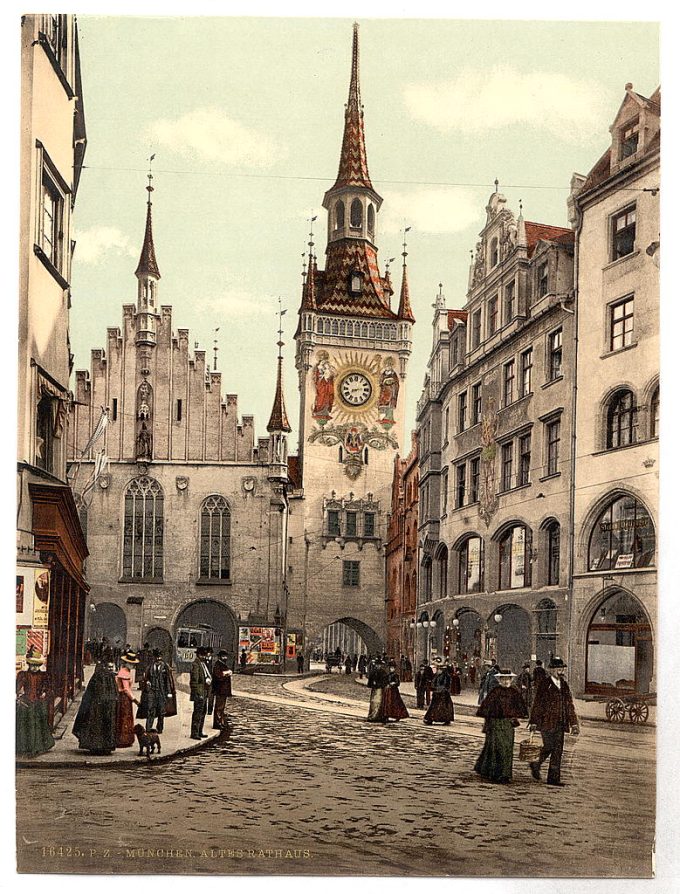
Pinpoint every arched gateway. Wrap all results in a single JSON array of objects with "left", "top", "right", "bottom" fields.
[
  {"left": 89, "top": 602, "right": 127, "bottom": 646},
  {"left": 174, "top": 599, "right": 238, "bottom": 672},
  {"left": 319, "top": 617, "right": 383, "bottom": 658}
]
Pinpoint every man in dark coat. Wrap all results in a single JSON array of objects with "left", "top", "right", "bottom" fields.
[
  {"left": 190, "top": 646, "right": 213, "bottom": 739},
  {"left": 533, "top": 659, "right": 547, "bottom": 688},
  {"left": 358, "top": 654, "right": 368, "bottom": 679},
  {"left": 72, "top": 661, "right": 118, "bottom": 754},
  {"left": 415, "top": 661, "right": 434, "bottom": 709},
  {"left": 138, "top": 648, "right": 174, "bottom": 734},
  {"left": 529, "top": 656, "right": 580, "bottom": 786},
  {"left": 296, "top": 650, "right": 305, "bottom": 674},
  {"left": 516, "top": 662, "right": 534, "bottom": 709},
  {"left": 211, "top": 650, "right": 233, "bottom": 731}
]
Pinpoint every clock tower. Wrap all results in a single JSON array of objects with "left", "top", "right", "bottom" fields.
[{"left": 290, "top": 23, "right": 414, "bottom": 659}]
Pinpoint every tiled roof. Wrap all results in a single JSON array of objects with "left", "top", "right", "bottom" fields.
[
  {"left": 397, "top": 262, "right": 415, "bottom": 323},
  {"left": 524, "top": 222, "right": 574, "bottom": 257},
  {"left": 448, "top": 309, "right": 468, "bottom": 329},
  {"left": 317, "top": 240, "right": 399, "bottom": 319},
  {"left": 329, "top": 23, "right": 372, "bottom": 192},
  {"left": 266, "top": 357, "right": 292, "bottom": 434},
  {"left": 135, "top": 199, "right": 161, "bottom": 279}
]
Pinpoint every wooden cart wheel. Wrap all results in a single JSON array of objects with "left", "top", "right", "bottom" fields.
[
  {"left": 629, "top": 701, "right": 649, "bottom": 723},
  {"left": 606, "top": 697, "right": 626, "bottom": 722}
]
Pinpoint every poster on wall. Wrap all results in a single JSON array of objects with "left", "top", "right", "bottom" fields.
[
  {"left": 32, "top": 568, "right": 51, "bottom": 628},
  {"left": 239, "top": 626, "right": 281, "bottom": 665},
  {"left": 16, "top": 567, "right": 39, "bottom": 627}
]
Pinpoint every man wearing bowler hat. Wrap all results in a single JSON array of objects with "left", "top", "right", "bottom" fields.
[
  {"left": 528, "top": 656, "right": 579, "bottom": 786},
  {"left": 190, "top": 646, "right": 213, "bottom": 739}
]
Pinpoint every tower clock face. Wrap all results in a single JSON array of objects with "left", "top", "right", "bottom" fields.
[{"left": 340, "top": 372, "right": 372, "bottom": 407}]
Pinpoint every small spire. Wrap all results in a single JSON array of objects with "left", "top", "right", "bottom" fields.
[
  {"left": 494, "top": 177, "right": 499, "bottom": 193},
  {"left": 135, "top": 155, "right": 161, "bottom": 280},
  {"left": 213, "top": 327, "right": 219, "bottom": 371},
  {"left": 517, "top": 198, "right": 527, "bottom": 249},
  {"left": 267, "top": 298, "right": 292, "bottom": 434},
  {"left": 397, "top": 229, "right": 415, "bottom": 323}
]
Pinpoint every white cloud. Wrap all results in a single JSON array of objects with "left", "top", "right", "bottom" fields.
[
  {"left": 203, "top": 288, "right": 276, "bottom": 319},
  {"left": 146, "top": 108, "right": 281, "bottom": 167},
  {"left": 404, "top": 67, "right": 609, "bottom": 142},
  {"left": 380, "top": 187, "right": 480, "bottom": 236},
  {"left": 73, "top": 226, "right": 137, "bottom": 265}
]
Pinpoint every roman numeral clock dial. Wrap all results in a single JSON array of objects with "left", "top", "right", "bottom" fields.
[{"left": 340, "top": 372, "right": 372, "bottom": 407}]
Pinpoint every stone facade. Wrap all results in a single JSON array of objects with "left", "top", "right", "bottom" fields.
[
  {"left": 568, "top": 85, "right": 659, "bottom": 696},
  {"left": 416, "top": 190, "right": 575, "bottom": 676}
]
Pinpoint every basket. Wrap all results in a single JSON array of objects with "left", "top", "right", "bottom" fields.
[{"left": 518, "top": 732, "right": 542, "bottom": 762}]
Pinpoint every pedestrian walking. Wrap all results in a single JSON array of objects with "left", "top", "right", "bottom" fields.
[
  {"left": 450, "top": 663, "right": 462, "bottom": 696},
  {"left": 352, "top": 653, "right": 358, "bottom": 672},
  {"left": 211, "top": 650, "right": 233, "bottom": 731},
  {"left": 73, "top": 660, "right": 118, "bottom": 755},
  {"left": 516, "top": 662, "right": 533, "bottom": 710},
  {"left": 382, "top": 660, "right": 409, "bottom": 721},
  {"left": 528, "top": 657, "right": 579, "bottom": 786},
  {"left": 190, "top": 646, "right": 213, "bottom": 739},
  {"left": 137, "top": 648, "right": 175, "bottom": 734},
  {"left": 366, "top": 658, "right": 388, "bottom": 723},
  {"left": 402, "top": 655, "right": 413, "bottom": 683},
  {"left": 474, "top": 669, "right": 528, "bottom": 784},
  {"left": 532, "top": 659, "right": 547, "bottom": 689},
  {"left": 296, "top": 650, "right": 305, "bottom": 674},
  {"left": 344, "top": 654, "right": 353, "bottom": 675},
  {"left": 115, "top": 651, "right": 141, "bottom": 747},
  {"left": 136, "top": 642, "right": 152, "bottom": 690},
  {"left": 477, "top": 660, "right": 501, "bottom": 705},
  {"left": 16, "top": 649, "right": 55, "bottom": 758},
  {"left": 239, "top": 648, "right": 248, "bottom": 672},
  {"left": 358, "top": 654, "right": 367, "bottom": 679},
  {"left": 424, "top": 658, "right": 455, "bottom": 725},
  {"left": 414, "top": 660, "right": 434, "bottom": 708}
]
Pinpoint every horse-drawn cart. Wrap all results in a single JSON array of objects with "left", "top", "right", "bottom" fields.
[{"left": 604, "top": 691, "right": 655, "bottom": 724}]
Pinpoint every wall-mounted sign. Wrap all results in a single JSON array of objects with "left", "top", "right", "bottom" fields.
[{"left": 239, "top": 626, "right": 281, "bottom": 665}]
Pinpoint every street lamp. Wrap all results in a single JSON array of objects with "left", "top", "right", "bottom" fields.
[{"left": 494, "top": 613, "right": 503, "bottom": 623}]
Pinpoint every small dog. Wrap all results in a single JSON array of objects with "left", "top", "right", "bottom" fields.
[{"left": 133, "top": 724, "right": 161, "bottom": 759}]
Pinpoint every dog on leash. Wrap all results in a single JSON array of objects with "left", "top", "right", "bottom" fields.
[{"left": 133, "top": 724, "right": 161, "bottom": 759}]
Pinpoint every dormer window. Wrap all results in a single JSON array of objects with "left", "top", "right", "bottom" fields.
[
  {"left": 349, "top": 271, "right": 363, "bottom": 295},
  {"left": 619, "top": 116, "right": 640, "bottom": 160}
]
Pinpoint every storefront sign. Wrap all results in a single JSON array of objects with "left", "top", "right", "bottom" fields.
[
  {"left": 600, "top": 517, "right": 648, "bottom": 532},
  {"left": 614, "top": 553, "right": 635, "bottom": 570}
]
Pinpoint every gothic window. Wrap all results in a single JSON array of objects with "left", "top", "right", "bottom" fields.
[
  {"left": 36, "top": 394, "right": 55, "bottom": 473},
  {"left": 122, "top": 477, "right": 164, "bottom": 581},
  {"left": 499, "top": 525, "right": 531, "bottom": 589},
  {"left": 588, "top": 495, "right": 655, "bottom": 571},
  {"left": 606, "top": 390, "right": 637, "bottom": 449},
  {"left": 367, "top": 203, "right": 375, "bottom": 234},
  {"left": 339, "top": 321, "right": 346, "bottom": 336},
  {"left": 350, "top": 198, "right": 363, "bottom": 229},
  {"left": 376, "top": 324, "right": 383, "bottom": 339},
  {"left": 324, "top": 319, "right": 331, "bottom": 335},
  {"left": 457, "top": 535, "right": 484, "bottom": 594},
  {"left": 650, "top": 387, "right": 659, "bottom": 438},
  {"left": 361, "top": 322, "right": 368, "bottom": 337},
  {"left": 317, "top": 319, "right": 323, "bottom": 334},
  {"left": 335, "top": 200, "right": 345, "bottom": 230},
  {"left": 436, "top": 545, "right": 448, "bottom": 599},
  {"left": 199, "top": 495, "right": 231, "bottom": 581},
  {"left": 331, "top": 320, "right": 339, "bottom": 335},
  {"left": 369, "top": 323, "right": 375, "bottom": 338}
]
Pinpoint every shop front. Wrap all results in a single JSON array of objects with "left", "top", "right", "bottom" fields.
[{"left": 585, "top": 589, "right": 654, "bottom": 695}]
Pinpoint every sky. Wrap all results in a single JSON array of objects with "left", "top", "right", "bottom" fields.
[{"left": 67, "top": 15, "right": 660, "bottom": 452}]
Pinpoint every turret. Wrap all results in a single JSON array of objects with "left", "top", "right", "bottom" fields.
[
  {"left": 267, "top": 300, "right": 292, "bottom": 481},
  {"left": 135, "top": 167, "right": 160, "bottom": 346}
]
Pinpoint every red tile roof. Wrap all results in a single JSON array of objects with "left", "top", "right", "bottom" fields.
[
  {"left": 266, "top": 357, "right": 291, "bottom": 434},
  {"left": 329, "top": 24, "right": 372, "bottom": 192},
  {"left": 448, "top": 309, "right": 468, "bottom": 329},
  {"left": 524, "top": 222, "right": 574, "bottom": 257},
  {"left": 397, "top": 263, "right": 415, "bottom": 323}
]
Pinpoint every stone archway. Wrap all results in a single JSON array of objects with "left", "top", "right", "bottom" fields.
[
  {"left": 488, "top": 604, "right": 532, "bottom": 673},
  {"left": 89, "top": 602, "right": 127, "bottom": 647},
  {"left": 174, "top": 599, "right": 238, "bottom": 672},
  {"left": 453, "top": 608, "right": 484, "bottom": 688},
  {"left": 321, "top": 617, "right": 383, "bottom": 659},
  {"left": 145, "top": 626, "right": 173, "bottom": 666},
  {"left": 585, "top": 589, "right": 653, "bottom": 695}
]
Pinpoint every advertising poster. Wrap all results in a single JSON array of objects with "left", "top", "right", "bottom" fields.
[
  {"left": 32, "top": 568, "right": 51, "bottom": 628},
  {"left": 239, "top": 626, "right": 281, "bottom": 665}
]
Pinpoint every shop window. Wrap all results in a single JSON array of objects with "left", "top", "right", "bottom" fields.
[
  {"left": 199, "top": 495, "right": 231, "bottom": 581},
  {"left": 586, "top": 590, "right": 652, "bottom": 694},
  {"left": 606, "top": 390, "right": 637, "bottom": 449},
  {"left": 588, "top": 495, "right": 655, "bottom": 571},
  {"left": 612, "top": 205, "right": 636, "bottom": 260},
  {"left": 499, "top": 525, "right": 531, "bottom": 589},
  {"left": 122, "top": 477, "right": 164, "bottom": 581},
  {"left": 458, "top": 535, "right": 484, "bottom": 594}
]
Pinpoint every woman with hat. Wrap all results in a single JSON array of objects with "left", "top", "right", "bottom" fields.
[
  {"left": 474, "top": 668, "right": 528, "bottom": 783},
  {"left": 73, "top": 659, "right": 118, "bottom": 754},
  {"left": 424, "top": 658, "right": 455, "bottom": 726},
  {"left": 16, "top": 649, "right": 55, "bottom": 757},
  {"left": 382, "top": 660, "right": 409, "bottom": 722},
  {"left": 115, "top": 651, "right": 141, "bottom": 747}
]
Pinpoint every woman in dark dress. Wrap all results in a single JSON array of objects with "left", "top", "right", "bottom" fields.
[
  {"left": 381, "top": 661, "right": 409, "bottom": 722},
  {"left": 474, "top": 669, "right": 528, "bottom": 783},
  {"left": 73, "top": 660, "right": 118, "bottom": 754},
  {"left": 424, "top": 658, "right": 455, "bottom": 725},
  {"left": 16, "top": 650, "right": 55, "bottom": 758}
]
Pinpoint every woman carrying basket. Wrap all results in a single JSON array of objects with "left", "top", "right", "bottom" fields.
[{"left": 474, "top": 668, "right": 528, "bottom": 784}]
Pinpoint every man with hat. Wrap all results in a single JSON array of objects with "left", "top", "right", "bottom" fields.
[
  {"left": 16, "top": 648, "right": 55, "bottom": 757},
  {"left": 516, "top": 662, "right": 534, "bottom": 710},
  {"left": 190, "top": 646, "right": 213, "bottom": 739},
  {"left": 211, "top": 649, "right": 233, "bottom": 731},
  {"left": 138, "top": 648, "right": 174, "bottom": 735},
  {"left": 528, "top": 656, "right": 579, "bottom": 786},
  {"left": 414, "top": 659, "right": 434, "bottom": 709}
]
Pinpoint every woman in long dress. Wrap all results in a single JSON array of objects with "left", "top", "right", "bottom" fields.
[
  {"left": 424, "top": 658, "right": 455, "bottom": 725},
  {"left": 73, "top": 660, "right": 118, "bottom": 754},
  {"left": 115, "top": 652, "right": 141, "bottom": 747},
  {"left": 16, "top": 650, "right": 55, "bottom": 758},
  {"left": 382, "top": 662, "right": 409, "bottom": 722},
  {"left": 474, "top": 669, "right": 528, "bottom": 783}
]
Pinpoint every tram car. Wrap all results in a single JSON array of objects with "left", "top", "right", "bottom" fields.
[{"left": 175, "top": 624, "right": 222, "bottom": 673}]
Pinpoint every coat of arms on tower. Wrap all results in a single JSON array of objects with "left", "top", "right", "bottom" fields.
[
  {"left": 478, "top": 396, "right": 499, "bottom": 527},
  {"left": 308, "top": 422, "right": 398, "bottom": 480}
]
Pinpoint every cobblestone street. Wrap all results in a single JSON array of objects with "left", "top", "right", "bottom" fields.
[{"left": 16, "top": 675, "right": 655, "bottom": 878}]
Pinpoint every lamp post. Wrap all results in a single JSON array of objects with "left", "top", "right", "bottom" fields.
[{"left": 452, "top": 617, "right": 460, "bottom": 665}]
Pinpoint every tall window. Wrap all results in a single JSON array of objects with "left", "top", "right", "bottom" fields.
[
  {"left": 41, "top": 172, "right": 64, "bottom": 270},
  {"left": 436, "top": 546, "right": 448, "bottom": 599},
  {"left": 441, "top": 468, "right": 449, "bottom": 515},
  {"left": 123, "top": 477, "right": 164, "bottom": 580},
  {"left": 588, "top": 495, "right": 655, "bottom": 571},
  {"left": 619, "top": 117, "right": 639, "bottom": 159},
  {"left": 547, "top": 418, "right": 561, "bottom": 476},
  {"left": 607, "top": 390, "right": 637, "bottom": 449},
  {"left": 488, "top": 296, "right": 498, "bottom": 336},
  {"left": 612, "top": 205, "right": 636, "bottom": 260},
  {"left": 499, "top": 525, "right": 531, "bottom": 589},
  {"left": 458, "top": 391, "right": 468, "bottom": 432},
  {"left": 443, "top": 407, "right": 449, "bottom": 444},
  {"left": 504, "top": 282, "right": 515, "bottom": 324},
  {"left": 364, "top": 512, "right": 376, "bottom": 538},
  {"left": 501, "top": 442, "right": 513, "bottom": 491},
  {"left": 458, "top": 536, "right": 484, "bottom": 594},
  {"left": 36, "top": 394, "right": 55, "bottom": 473},
  {"left": 547, "top": 522, "right": 560, "bottom": 585},
  {"left": 548, "top": 329, "right": 563, "bottom": 381},
  {"left": 335, "top": 200, "right": 345, "bottom": 229},
  {"left": 537, "top": 261, "right": 549, "bottom": 297},
  {"left": 503, "top": 360, "right": 515, "bottom": 406},
  {"left": 328, "top": 510, "right": 341, "bottom": 537},
  {"left": 471, "top": 383, "right": 482, "bottom": 426},
  {"left": 455, "top": 463, "right": 466, "bottom": 509},
  {"left": 472, "top": 309, "right": 482, "bottom": 349},
  {"left": 520, "top": 348, "right": 533, "bottom": 397},
  {"left": 345, "top": 511, "right": 357, "bottom": 537},
  {"left": 343, "top": 560, "right": 360, "bottom": 587},
  {"left": 650, "top": 387, "right": 659, "bottom": 438},
  {"left": 518, "top": 433, "right": 531, "bottom": 486},
  {"left": 610, "top": 296, "right": 634, "bottom": 351},
  {"left": 490, "top": 237, "right": 499, "bottom": 268},
  {"left": 350, "top": 198, "right": 362, "bottom": 229},
  {"left": 470, "top": 457, "right": 480, "bottom": 503},
  {"left": 367, "top": 204, "right": 375, "bottom": 234},
  {"left": 199, "top": 495, "right": 231, "bottom": 580}
]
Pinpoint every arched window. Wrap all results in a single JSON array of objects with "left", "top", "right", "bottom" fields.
[
  {"left": 650, "top": 387, "right": 659, "bottom": 438},
  {"left": 123, "top": 477, "right": 164, "bottom": 580},
  {"left": 422, "top": 556, "right": 432, "bottom": 601},
  {"left": 435, "top": 545, "right": 448, "bottom": 599},
  {"left": 335, "top": 200, "right": 345, "bottom": 230},
  {"left": 606, "top": 389, "right": 637, "bottom": 448},
  {"left": 588, "top": 495, "right": 655, "bottom": 571},
  {"left": 457, "top": 535, "right": 484, "bottom": 594},
  {"left": 367, "top": 203, "right": 375, "bottom": 234},
  {"left": 498, "top": 525, "right": 532, "bottom": 589},
  {"left": 535, "top": 598, "right": 557, "bottom": 664},
  {"left": 547, "top": 521, "right": 560, "bottom": 585},
  {"left": 490, "top": 237, "right": 499, "bottom": 268},
  {"left": 199, "top": 495, "right": 231, "bottom": 580},
  {"left": 350, "top": 198, "right": 362, "bottom": 229}
]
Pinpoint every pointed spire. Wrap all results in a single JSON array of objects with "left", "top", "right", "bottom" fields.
[
  {"left": 330, "top": 23, "right": 373, "bottom": 191},
  {"left": 267, "top": 299, "right": 292, "bottom": 434},
  {"left": 397, "top": 229, "right": 415, "bottom": 322},
  {"left": 135, "top": 163, "right": 161, "bottom": 280},
  {"left": 517, "top": 198, "right": 527, "bottom": 249}
]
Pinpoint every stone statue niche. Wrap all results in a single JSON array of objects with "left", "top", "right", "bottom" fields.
[{"left": 136, "top": 381, "right": 153, "bottom": 460}]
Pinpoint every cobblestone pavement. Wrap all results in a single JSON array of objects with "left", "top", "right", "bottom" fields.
[{"left": 16, "top": 673, "right": 655, "bottom": 878}]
